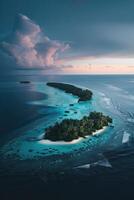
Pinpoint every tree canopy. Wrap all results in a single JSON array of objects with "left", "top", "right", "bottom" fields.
[{"left": 44, "top": 112, "right": 112, "bottom": 142}]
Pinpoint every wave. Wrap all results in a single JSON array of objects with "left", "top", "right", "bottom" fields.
[
  {"left": 99, "top": 92, "right": 111, "bottom": 106},
  {"left": 103, "top": 97, "right": 111, "bottom": 106},
  {"left": 106, "top": 84, "right": 123, "bottom": 92},
  {"left": 73, "top": 155, "right": 112, "bottom": 170},
  {"left": 92, "top": 158, "right": 112, "bottom": 168},
  {"left": 122, "top": 131, "right": 130, "bottom": 144}
]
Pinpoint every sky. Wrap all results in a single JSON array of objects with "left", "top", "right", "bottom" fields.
[{"left": 0, "top": 0, "right": 134, "bottom": 74}]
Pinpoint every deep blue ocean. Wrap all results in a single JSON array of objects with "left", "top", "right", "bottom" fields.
[{"left": 1, "top": 71, "right": 134, "bottom": 200}]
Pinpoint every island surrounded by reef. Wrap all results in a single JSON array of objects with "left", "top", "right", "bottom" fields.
[
  {"left": 44, "top": 111, "right": 112, "bottom": 142},
  {"left": 47, "top": 82, "right": 93, "bottom": 102},
  {"left": 44, "top": 83, "right": 112, "bottom": 142}
]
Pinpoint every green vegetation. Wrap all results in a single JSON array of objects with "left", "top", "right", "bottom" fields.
[
  {"left": 46, "top": 82, "right": 92, "bottom": 102},
  {"left": 44, "top": 112, "right": 112, "bottom": 142}
]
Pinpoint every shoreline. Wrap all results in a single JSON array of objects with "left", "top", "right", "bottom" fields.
[{"left": 38, "top": 126, "right": 107, "bottom": 145}]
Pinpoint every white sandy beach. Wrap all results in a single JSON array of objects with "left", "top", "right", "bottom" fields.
[{"left": 38, "top": 126, "right": 107, "bottom": 145}]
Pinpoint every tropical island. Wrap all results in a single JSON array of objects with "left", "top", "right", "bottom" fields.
[
  {"left": 44, "top": 112, "right": 112, "bottom": 142},
  {"left": 46, "top": 82, "right": 93, "bottom": 102}
]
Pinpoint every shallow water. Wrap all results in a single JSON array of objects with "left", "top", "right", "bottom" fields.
[{"left": 1, "top": 73, "right": 134, "bottom": 199}]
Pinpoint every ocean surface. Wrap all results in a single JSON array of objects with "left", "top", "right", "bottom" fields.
[{"left": 1, "top": 71, "right": 134, "bottom": 200}]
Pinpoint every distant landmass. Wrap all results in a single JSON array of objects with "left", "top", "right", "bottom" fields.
[{"left": 20, "top": 81, "right": 31, "bottom": 84}]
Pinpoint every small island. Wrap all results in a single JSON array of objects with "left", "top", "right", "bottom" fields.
[
  {"left": 20, "top": 81, "right": 31, "bottom": 84},
  {"left": 46, "top": 82, "right": 92, "bottom": 102},
  {"left": 44, "top": 112, "right": 112, "bottom": 142}
]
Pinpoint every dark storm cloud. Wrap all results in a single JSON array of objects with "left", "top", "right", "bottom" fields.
[
  {"left": 0, "top": 14, "right": 69, "bottom": 69},
  {"left": 0, "top": 0, "right": 134, "bottom": 71}
]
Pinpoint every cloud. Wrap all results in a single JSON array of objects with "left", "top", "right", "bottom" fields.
[{"left": 0, "top": 14, "right": 69, "bottom": 68}]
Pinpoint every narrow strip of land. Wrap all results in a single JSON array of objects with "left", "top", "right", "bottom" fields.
[{"left": 47, "top": 82, "right": 93, "bottom": 102}]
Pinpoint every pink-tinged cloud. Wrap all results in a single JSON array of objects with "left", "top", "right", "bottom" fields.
[{"left": 0, "top": 14, "right": 69, "bottom": 68}]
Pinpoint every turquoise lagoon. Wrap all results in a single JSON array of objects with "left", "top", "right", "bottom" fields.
[{"left": 0, "top": 81, "right": 122, "bottom": 173}]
